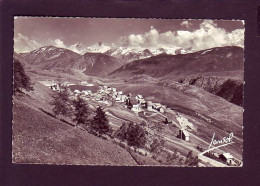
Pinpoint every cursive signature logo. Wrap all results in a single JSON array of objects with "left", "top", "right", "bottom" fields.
[{"left": 208, "top": 132, "right": 234, "bottom": 150}]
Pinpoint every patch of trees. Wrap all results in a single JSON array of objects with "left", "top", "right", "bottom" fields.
[
  {"left": 51, "top": 88, "right": 110, "bottom": 136},
  {"left": 115, "top": 122, "right": 148, "bottom": 148},
  {"left": 13, "top": 59, "right": 33, "bottom": 94}
]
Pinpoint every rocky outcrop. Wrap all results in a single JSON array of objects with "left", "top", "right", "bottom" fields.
[{"left": 178, "top": 76, "right": 243, "bottom": 106}]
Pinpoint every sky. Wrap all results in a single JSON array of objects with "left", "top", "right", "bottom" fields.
[{"left": 14, "top": 17, "right": 245, "bottom": 53}]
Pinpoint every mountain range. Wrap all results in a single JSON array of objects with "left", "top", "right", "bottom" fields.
[
  {"left": 108, "top": 46, "right": 244, "bottom": 106},
  {"left": 69, "top": 42, "right": 193, "bottom": 62},
  {"left": 109, "top": 46, "right": 243, "bottom": 79},
  {"left": 16, "top": 45, "right": 244, "bottom": 106}
]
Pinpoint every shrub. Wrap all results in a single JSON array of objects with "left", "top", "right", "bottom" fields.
[
  {"left": 166, "top": 148, "right": 179, "bottom": 164},
  {"left": 150, "top": 138, "right": 165, "bottom": 156},
  {"left": 184, "top": 150, "right": 200, "bottom": 166}
]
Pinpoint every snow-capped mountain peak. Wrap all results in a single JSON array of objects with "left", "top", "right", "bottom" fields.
[{"left": 85, "top": 42, "right": 111, "bottom": 54}]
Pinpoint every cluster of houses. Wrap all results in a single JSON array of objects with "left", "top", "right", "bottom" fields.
[{"left": 41, "top": 80, "right": 192, "bottom": 142}]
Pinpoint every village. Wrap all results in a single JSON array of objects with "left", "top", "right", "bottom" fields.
[{"left": 39, "top": 79, "right": 241, "bottom": 167}]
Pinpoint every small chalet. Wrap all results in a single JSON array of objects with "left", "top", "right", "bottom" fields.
[
  {"left": 219, "top": 153, "right": 234, "bottom": 165},
  {"left": 159, "top": 107, "right": 165, "bottom": 113},
  {"left": 80, "top": 81, "right": 88, "bottom": 85},
  {"left": 132, "top": 104, "right": 142, "bottom": 112},
  {"left": 82, "top": 90, "right": 89, "bottom": 95},
  {"left": 135, "top": 94, "right": 143, "bottom": 100},
  {"left": 179, "top": 129, "right": 190, "bottom": 141},
  {"left": 95, "top": 94, "right": 102, "bottom": 101},
  {"left": 146, "top": 101, "right": 153, "bottom": 111},
  {"left": 115, "top": 95, "right": 123, "bottom": 102},
  {"left": 74, "top": 89, "right": 81, "bottom": 94}
]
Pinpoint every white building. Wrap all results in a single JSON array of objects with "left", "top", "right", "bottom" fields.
[
  {"left": 220, "top": 153, "right": 234, "bottom": 165},
  {"left": 80, "top": 81, "right": 88, "bottom": 85},
  {"left": 147, "top": 101, "right": 153, "bottom": 111},
  {"left": 82, "top": 90, "right": 89, "bottom": 95},
  {"left": 132, "top": 104, "right": 142, "bottom": 112},
  {"left": 74, "top": 89, "right": 81, "bottom": 94},
  {"left": 135, "top": 94, "right": 143, "bottom": 100},
  {"left": 179, "top": 129, "right": 190, "bottom": 141},
  {"left": 159, "top": 107, "right": 165, "bottom": 113}
]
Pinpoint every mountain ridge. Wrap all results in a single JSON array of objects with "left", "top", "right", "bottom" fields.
[
  {"left": 18, "top": 46, "right": 125, "bottom": 77},
  {"left": 109, "top": 46, "right": 243, "bottom": 79}
]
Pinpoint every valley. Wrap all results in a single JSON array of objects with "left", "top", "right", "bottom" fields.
[{"left": 12, "top": 45, "right": 244, "bottom": 167}]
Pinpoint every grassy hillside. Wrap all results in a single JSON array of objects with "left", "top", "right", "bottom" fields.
[
  {"left": 109, "top": 81, "right": 243, "bottom": 160},
  {"left": 12, "top": 82, "right": 159, "bottom": 165}
]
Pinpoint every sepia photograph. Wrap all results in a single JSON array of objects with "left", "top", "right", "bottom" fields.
[{"left": 12, "top": 17, "right": 244, "bottom": 167}]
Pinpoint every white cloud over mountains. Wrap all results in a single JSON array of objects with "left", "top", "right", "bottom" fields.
[
  {"left": 14, "top": 35, "right": 84, "bottom": 54},
  {"left": 118, "top": 20, "right": 244, "bottom": 51},
  {"left": 14, "top": 33, "right": 42, "bottom": 53},
  {"left": 14, "top": 20, "right": 244, "bottom": 54}
]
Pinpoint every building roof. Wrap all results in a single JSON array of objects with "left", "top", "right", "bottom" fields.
[
  {"left": 74, "top": 89, "right": 81, "bottom": 93},
  {"left": 136, "top": 94, "right": 143, "bottom": 99},
  {"left": 180, "top": 129, "right": 190, "bottom": 136},
  {"left": 222, "top": 153, "right": 233, "bottom": 159}
]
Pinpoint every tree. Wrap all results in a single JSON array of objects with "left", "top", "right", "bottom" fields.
[
  {"left": 166, "top": 148, "right": 179, "bottom": 164},
  {"left": 126, "top": 122, "right": 148, "bottom": 148},
  {"left": 125, "top": 98, "right": 133, "bottom": 109},
  {"left": 150, "top": 137, "right": 165, "bottom": 156},
  {"left": 73, "top": 95, "right": 89, "bottom": 127},
  {"left": 51, "top": 85, "right": 71, "bottom": 117},
  {"left": 114, "top": 122, "right": 128, "bottom": 140},
  {"left": 91, "top": 106, "right": 110, "bottom": 136},
  {"left": 13, "top": 59, "right": 33, "bottom": 94}
]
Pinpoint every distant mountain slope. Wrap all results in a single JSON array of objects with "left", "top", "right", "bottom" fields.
[
  {"left": 18, "top": 46, "right": 124, "bottom": 77},
  {"left": 109, "top": 46, "right": 244, "bottom": 106},
  {"left": 20, "top": 46, "right": 81, "bottom": 70},
  {"left": 109, "top": 46, "right": 244, "bottom": 79},
  {"left": 177, "top": 76, "right": 243, "bottom": 106},
  {"left": 69, "top": 52, "right": 124, "bottom": 77}
]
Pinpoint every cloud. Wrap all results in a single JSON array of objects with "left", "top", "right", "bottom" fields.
[
  {"left": 14, "top": 33, "right": 42, "bottom": 53},
  {"left": 117, "top": 20, "right": 244, "bottom": 51},
  {"left": 181, "top": 20, "right": 192, "bottom": 28},
  {"left": 119, "top": 26, "right": 159, "bottom": 48},
  {"left": 53, "top": 39, "right": 66, "bottom": 48},
  {"left": 14, "top": 32, "right": 86, "bottom": 54}
]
